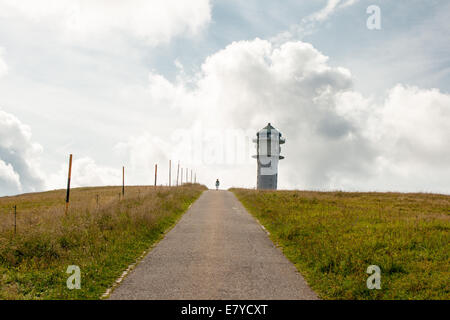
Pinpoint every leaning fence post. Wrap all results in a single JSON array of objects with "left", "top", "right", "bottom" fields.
[{"left": 65, "top": 154, "right": 73, "bottom": 215}]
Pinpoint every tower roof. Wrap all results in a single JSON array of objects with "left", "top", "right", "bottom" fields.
[
  {"left": 264, "top": 123, "right": 275, "bottom": 130},
  {"left": 258, "top": 123, "right": 281, "bottom": 135}
]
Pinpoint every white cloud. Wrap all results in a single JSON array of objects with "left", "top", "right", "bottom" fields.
[
  {"left": 114, "top": 133, "right": 172, "bottom": 185},
  {"left": 1, "top": 35, "right": 448, "bottom": 195},
  {"left": 340, "top": 0, "right": 359, "bottom": 8},
  {"left": 310, "top": 0, "right": 342, "bottom": 22},
  {"left": 0, "top": 48, "right": 7, "bottom": 77},
  {"left": 0, "top": 109, "right": 44, "bottom": 195},
  {"left": 0, "top": 159, "right": 21, "bottom": 193},
  {"left": 0, "top": 0, "right": 211, "bottom": 45},
  {"left": 371, "top": 85, "right": 450, "bottom": 191},
  {"left": 47, "top": 157, "right": 121, "bottom": 190},
  {"left": 308, "top": 0, "right": 360, "bottom": 22},
  {"left": 271, "top": 0, "right": 360, "bottom": 43},
  {"left": 132, "top": 38, "right": 450, "bottom": 193}
]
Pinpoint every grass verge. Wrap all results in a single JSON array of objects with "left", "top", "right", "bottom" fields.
[
  {"left": 231, "top": 189, "right": 449, "bottom": 300},
  {"left": 0, "top": 184, "right": 206, "bottom": 299}
]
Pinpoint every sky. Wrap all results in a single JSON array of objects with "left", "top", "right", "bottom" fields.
[{"left": 0, "top": 0, "right": 449, "bottom": 196}]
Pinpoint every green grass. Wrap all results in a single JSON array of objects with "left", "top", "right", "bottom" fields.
[
  {"left": 231, "top": 189, "right": 450, "bottom": 300},
  {"left": 0, "top": 184, "right": 206, "bottom": 299}
]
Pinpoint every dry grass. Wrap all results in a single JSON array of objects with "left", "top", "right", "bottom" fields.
[
  {"left": 231, "top": 189, "right": 450, "bottom": 300},
  {"left": 0, "top": 184, "right": 206, "bottom": 299}
]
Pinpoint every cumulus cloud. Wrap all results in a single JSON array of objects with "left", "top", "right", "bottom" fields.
[
  {"left": 0, "top": 0, "right": 211, "bottom": 45},
  {"left": 0, "top": 109, "right": 45, "bottom": 195},
  {"left": 0, "top": 160, "right": 21, "bottom": 193},
  {"left": 135, "top": 38, "right": 450, "bottom": 193},
  {"left": 1, "top": 36, "right": 448, "bottom": 195},
  {"left": 114, "top": 133, "right": 172, "bottom": 185},
  {"left": 0, "top": 48, "right": 7, "bottom": 77},
  {"left": 367, "top": 85, "right": 450, "bottom": 192},
  {"left": 310, "top": 0, "right": 342, "bottom": 22}
]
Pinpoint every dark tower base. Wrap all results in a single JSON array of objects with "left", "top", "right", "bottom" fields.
[{"left": 257, "top": 173, "right": 278, "bottom": 190}]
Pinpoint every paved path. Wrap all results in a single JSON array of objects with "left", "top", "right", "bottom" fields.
[{"left": 109, "top": 190, "right": 318, "bottom": 300}]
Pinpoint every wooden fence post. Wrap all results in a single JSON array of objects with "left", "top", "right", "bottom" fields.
[
  {"left": 122, "top": 166, "right": 125, "bottom": 196},
  {"left": 65, "top": 154, "right": 73, "bottom": 215},
  {"left": 154, "top": 164, "right": 158, "bottom": 186}
]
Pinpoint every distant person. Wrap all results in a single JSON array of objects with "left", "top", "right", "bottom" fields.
[{"left": 215, "top": 179, "right": 220, "bottom": 190}]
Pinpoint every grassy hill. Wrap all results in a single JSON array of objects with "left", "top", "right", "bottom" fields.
[
  {"left": 231, "top": 189, "right": 449, "bottom": 300},
  {"left": 0, "top": 184, "right": 206, "bottom": 299}
]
